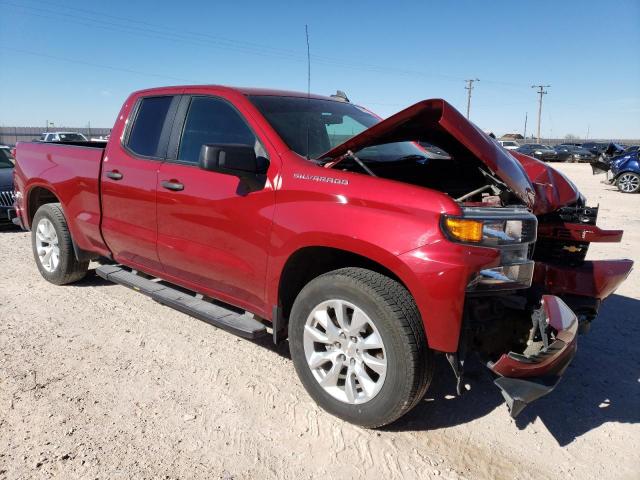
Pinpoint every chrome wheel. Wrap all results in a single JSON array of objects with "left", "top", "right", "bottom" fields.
[
  {"left": 303, "top": 299, "right": 387, "bottom": 404},
  {"left": 618, "top": 173, "right": 640, "bottom": 193},
  {"left": 35, "top": 218, "right": 60, "bottom": 272}
]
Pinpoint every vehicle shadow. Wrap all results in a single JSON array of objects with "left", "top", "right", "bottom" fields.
[
  {"left": 382, "top": 294, "right": 640, "bottom": 446},
  {"left": 71, "top": 268, "right": 117, "bottom": 287},
  {"left": 0, "top": 222, "right": 23, "bottom": 233},
  {"left": 251, "top": 333, "right": 292, "bottom": 360}
]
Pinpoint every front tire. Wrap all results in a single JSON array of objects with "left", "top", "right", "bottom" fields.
[
  {"left": 617, "top": 172, "right": 640, "bottom": 193},
  {"left": 31, "top": 203, "right": 89, "bottom": 285},
  {"left": 288, "top": 267, "right": 433, "bottom": 428}
]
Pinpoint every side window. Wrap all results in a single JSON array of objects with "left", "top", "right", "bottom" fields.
[
  {"left": 178, "top": 96, "right": 256, "bottom": 164},
  {"left": 127, "top": 96, "right": 174, "bottom": 157}
]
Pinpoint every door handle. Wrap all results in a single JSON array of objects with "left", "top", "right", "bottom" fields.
[
  {"left": 161, "top": 180, "right": 184, "bottom": 191},
  {"left": 105, "top": 170, "right": 123, "bottom": 180}
]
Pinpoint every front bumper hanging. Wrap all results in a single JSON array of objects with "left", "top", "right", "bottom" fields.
[{"left": 487, "top": 295, "right": 578, "bottom": 418}]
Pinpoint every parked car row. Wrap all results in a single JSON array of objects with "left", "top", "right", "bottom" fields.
[
  {"left": 494, "top": 138, "right": 639, "bottom": 194},
  {"left": 494, "top": 140, "right": 634, "bottom": 165}
]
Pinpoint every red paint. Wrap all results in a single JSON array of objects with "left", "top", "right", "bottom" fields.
[
  {"left": 490, "top": 295, "right": 578, "bottom": 378},
  {"left": 510, "top": 151, "right": 582, "bottom": 214},
  {"left": 12, "top": 85, "right": 632, "bottom": 355},
  {"left": 537, "top": 223, "right": 623, "bottom": 243},
  {"left": 533, "top": 260, "right": 633, "bottom": 299}
]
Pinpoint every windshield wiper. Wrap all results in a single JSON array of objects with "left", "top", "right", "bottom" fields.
[{"left": 324, "top": 150, "right": 377, "bottom": 177}]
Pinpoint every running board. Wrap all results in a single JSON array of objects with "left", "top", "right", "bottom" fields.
[{"left": 96, "top": 265, "right": 268, "bottom": 339}]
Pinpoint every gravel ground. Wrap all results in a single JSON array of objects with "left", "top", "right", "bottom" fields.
[{"left": 0, "top": 163, "right": 638, "bottom": 480}]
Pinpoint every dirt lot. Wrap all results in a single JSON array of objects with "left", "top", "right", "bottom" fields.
[{"left": 0, "top": 163, "right": 638, "bottom": 480}]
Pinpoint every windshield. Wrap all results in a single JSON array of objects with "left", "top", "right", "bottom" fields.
[
  {"left": 0, "top": 150, "right": 14, "bottom": 168},
  {"left": 57, "top": 133, "right": 87, "bottom": 142},
  {"left": 248, "top": 95, "right": 426, "bottom": 161}
]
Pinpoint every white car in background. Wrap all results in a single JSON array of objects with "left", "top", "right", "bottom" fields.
[
  {"left": 39, "top": 132, "right": 88, "bottom": 142},
  {"left": 498, "top": 140, "right": 520, "bottom": 150}
]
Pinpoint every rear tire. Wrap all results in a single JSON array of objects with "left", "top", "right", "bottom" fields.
[
  {"left": 31, "top": 203, "right": 89, "bottom": 285},
  {"left": 288, "top": 267, "right": 433, "bottom": 428}
]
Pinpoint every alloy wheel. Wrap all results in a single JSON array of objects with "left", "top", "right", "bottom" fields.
[
  {"left": 35, "top": 218, "right": 60, "bottom": 272},
  {"left": 618, "top": 173, "right": 640, "bottom": 193},
  {"left": 303, "top": 299, "right": 387, "bottom": 404}
]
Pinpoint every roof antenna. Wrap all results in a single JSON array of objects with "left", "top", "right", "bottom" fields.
[{"left": 305, "top": 24, "right": 311, "bottom": 160}]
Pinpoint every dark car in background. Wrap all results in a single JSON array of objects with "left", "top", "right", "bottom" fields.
[
  {"left": 582, "top": 142, "right": 609, "bottom": 156},
  {"left": 554, "top": 144, "right": 596, "bottom": 162},
  {"left": 0, "top": 144, "right": 15, "bottom": 160},
  {"left": 582, "top": 142, "right": 625, "bottom": 159},
  {"left": 516, "top": 143, "right": 559, "bottom": 162},
  {"left": 0, "top": 149, "right": 15, "bottom": 222}
]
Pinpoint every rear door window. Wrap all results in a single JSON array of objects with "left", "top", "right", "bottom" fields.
[{"left": 127, "top": 96, "right": 174, "bottom": 158}]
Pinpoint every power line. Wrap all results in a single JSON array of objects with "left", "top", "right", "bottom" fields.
[
  {"left": 531, "top": 84, "right": 550, "bottom": 142},
  {"left": 465, "top": 79, "right": 479, "bottom": 119},
  {"left": 0, "top": 46, "right": 196, "bottom": 83},
  {"left": 1, "top": 0, "right": 536, "bottom": 90}
]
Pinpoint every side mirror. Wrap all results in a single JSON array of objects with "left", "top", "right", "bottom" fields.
[{"left": 199, "top": 144, "right": 269, "bottom": 192}]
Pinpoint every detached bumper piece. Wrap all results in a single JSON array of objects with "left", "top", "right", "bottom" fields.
[{"left": 488, "top": 295, "right": 578, "bottom": 418}]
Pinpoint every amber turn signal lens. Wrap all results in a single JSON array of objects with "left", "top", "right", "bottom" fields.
[{"left": 444, "top": 218, "right": 483, "bottom": 242}]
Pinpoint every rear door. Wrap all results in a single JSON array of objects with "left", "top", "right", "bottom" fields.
[
  {"left": 155, "top": 94, "right": 278, "bottom": 315},
  {"left": 101, "top": 94, "right": 179, "bottom": 272}
]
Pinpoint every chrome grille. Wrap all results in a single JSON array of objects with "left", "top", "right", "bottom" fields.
[{"left": 0, "top": 190, "right": 15, "bottom": 207}]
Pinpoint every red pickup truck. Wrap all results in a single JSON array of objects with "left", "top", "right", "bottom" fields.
[{"left": 13, "top": 85, "right": 632, "bottom": 427}]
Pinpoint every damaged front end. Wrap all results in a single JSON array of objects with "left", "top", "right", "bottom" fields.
[
  {"left": 316, "top": 98, "right": 633, "bottom": 418},
  {"left": 452, "top": 201, "right": 632, "bottom": 418}
]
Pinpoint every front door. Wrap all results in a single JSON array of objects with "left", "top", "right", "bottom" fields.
[{"left": 156, "top": 95, "right": 278, "bottom": 315}]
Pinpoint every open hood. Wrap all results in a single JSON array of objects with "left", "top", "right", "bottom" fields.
[{"left": 320, "top": 99, "right": 537, "bottom": 210}]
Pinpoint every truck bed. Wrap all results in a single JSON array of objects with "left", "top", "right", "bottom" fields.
[{"left": 14, "top": 141, "right": 109, "bottom": 256}]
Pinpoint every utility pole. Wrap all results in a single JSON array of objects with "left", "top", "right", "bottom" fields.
[
  {"left": 465, "top": 78, "right": 479, "bottom": 119},
  {"left": 531, "top": 84, "right": 550, "bottom": 142},
  {"left": 523, "top": 112, "right": 528, "bottom": 139}
]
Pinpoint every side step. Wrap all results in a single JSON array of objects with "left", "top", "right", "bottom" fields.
[{"left": 96, "top": 265, "right": 268, "bottom": 339}]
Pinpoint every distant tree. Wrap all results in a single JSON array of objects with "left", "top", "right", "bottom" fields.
[{"left": 564, "top": 134, "right": 578, "bottom": 140}]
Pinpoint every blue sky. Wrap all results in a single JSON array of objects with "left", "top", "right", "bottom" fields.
[{"left": 1, "top": 0, "right": 639, "bottom": 138}]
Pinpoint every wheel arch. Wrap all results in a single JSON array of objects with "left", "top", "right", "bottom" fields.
[
  {"left": 26, "top": 184, "right": 61, "bottom": 229},
  {"left": 27, "top": 186, "right": 97, "bottom": 262},
  {"left": 272, "top": 244, "right": 417, "bottom": 342}
]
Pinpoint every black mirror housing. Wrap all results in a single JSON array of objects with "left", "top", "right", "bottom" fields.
[{"left": 199, "top": 144, "right": 268, "bottom": 177}]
